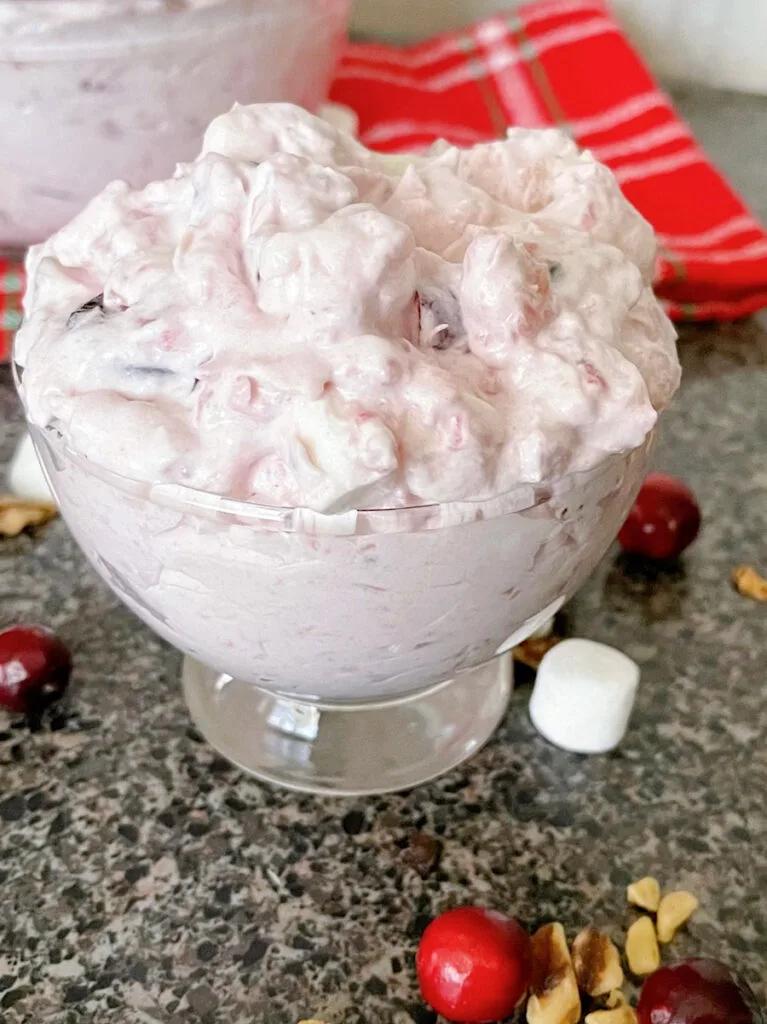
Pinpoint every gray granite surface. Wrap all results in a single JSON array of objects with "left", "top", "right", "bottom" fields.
[{"left": 1, "top": 88, "right": 767, "bottom": 1024}]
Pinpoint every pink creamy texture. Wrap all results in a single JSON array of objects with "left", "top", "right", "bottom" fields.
[{"left": 17, "top": 103, "right": 679, "bottom": 513}]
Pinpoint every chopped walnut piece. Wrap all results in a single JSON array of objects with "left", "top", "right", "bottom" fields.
[
  {"left": 605, "top": 990, "right": 628, "bottom": 1009},
  {"left": 626, "top": 877, "right": 661, "bottom": 913},
  {"left": 571, "top": 926, "right": 624, "bottom": 996},
  {"left": 514, "top": 635, "right": 561, "bottom": 670},
  {"left": 732, "top": 565, "right": 767, "bottom": 602},
  {"left": 527, "top": 922, "right": 581, "bottom": 1024},
  {"left": 0, "top": 495, "right": 57, "bottom": 537},
  {"left": 625, "top": 916, "right": 660, "bottom": 977},
  {"left": 401, "top": 831, "right": 442, "bottom": 878},
  {"left": 585, "top": 1007, "right": 638, "bottom": 1024},
  {"left": 656, "top": 890, "right": 699, "bottom": 943}
]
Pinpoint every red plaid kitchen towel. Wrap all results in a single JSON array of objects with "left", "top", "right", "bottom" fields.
[
  {"left": 0, "top": 260, "right": 23, "bottom": 363},
  {"left": 3, "top": 0, "right": 767, "bottom": 362},
  {"left": 330, "top": 0, "right": 767, "bottom": 323}
]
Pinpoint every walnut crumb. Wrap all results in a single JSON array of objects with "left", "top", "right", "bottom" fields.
[
  {"left": 732, "top": 565, "right": 767, "bottom": 602},
  {"left": 571, "top": 926, "right": 624, "bottom": 997},
  {"left": 401, "top": 831, "right": 442, "bottom": 878},
  {"left": 0, "top": 495, "right": 58, "bottom": 537},
  {"left": 527, "top": 923, "right": 581, "bottom": 1024},
  {"left": 513, "top": 635, "right": 561, "bottom": 670}
]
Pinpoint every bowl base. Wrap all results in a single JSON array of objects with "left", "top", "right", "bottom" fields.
[{"left": 181, "top": 655, "right": 513, "bottom": 796}]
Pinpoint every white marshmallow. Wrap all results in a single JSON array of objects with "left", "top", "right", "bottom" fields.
[
  {"left": 6, "top": 432, "right": 55, "bottom": 504},
  {"left": 529, "top": 638, "right": 640, "bottom": 753}
]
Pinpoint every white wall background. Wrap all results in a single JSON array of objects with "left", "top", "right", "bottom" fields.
[{"left": 351, "top": 0, "right": 767, "bottom": 94}]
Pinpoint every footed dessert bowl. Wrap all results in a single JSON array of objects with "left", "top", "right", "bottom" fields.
[
  {"left": 22, "top": 413, "right": 653, "bottom": 794},
  {"left": 13, "top": 102, "right": 678, "bottom": 793}
]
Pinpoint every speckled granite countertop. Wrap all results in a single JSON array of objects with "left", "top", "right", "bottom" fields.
[{"left": 1, "top": 87, "right": 767, "bottom": 1024}]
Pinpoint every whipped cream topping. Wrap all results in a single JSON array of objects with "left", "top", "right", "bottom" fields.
[{"left": 17, "top": 103, "right": 679, "bottom": 513}]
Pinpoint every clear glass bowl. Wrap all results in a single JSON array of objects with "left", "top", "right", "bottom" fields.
[
  {"left": 24, "top": 412, "right": 654, "bottom": 794},
  {"left": 0, "top": 0, "right": 351, "bottom": 247}
]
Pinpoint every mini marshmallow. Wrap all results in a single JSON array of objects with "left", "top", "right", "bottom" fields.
[
  {"left": 7, "top": 432, "right": 55, "bottom": 504},
  {"left": 529, "top": 638, "right": 639, "bottom": 753}
]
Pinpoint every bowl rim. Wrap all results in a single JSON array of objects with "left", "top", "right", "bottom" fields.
[
  {"left": 22, "top": 405, "right": 655, "bottom": 537},
  {"left": 13, "top": 330, "right": 656, "bottom": 533}
]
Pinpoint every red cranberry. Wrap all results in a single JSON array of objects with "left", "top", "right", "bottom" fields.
[
  {"left": 637, "top": 958, "right": 760, "bottom": 1024},
  {"left": 416, "top": 906, "right": 531, "bottom": 1023},
  {"left": 0, "top": 625, "right": 72, "bottom": 716},
  {"left": 618, "top": 473, "right": 701, "bottom": 561}
]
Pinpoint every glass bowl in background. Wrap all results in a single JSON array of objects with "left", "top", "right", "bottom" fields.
[
  {"left": 0, "top": 0, "right": 351, "bottom": 248},
  {"left": 23, "top": 404, "right": 654, "bottom": 795}
]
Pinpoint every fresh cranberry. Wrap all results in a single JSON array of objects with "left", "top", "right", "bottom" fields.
[
  {"left": 618, "top": 473, "right": 701, "bottom": 561},
  {"left": 416, "top": 906, "right": 531, "bottom": 1023},
  {"left": 637, "top": 958, "right": 760, "bottom": 1024},
  {"left": 0, "top": 625, "right": 72, "bottom": 716}
]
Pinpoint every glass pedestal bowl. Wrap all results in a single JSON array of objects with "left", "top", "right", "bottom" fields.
[{"left": 28, "top": 422, "right": 653, "bottom": 795}]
